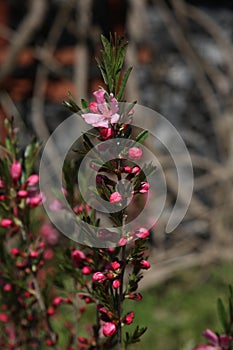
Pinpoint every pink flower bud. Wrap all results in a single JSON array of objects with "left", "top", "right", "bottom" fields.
[
  {"left": 118, "top": 237, "right": 127, "bottom": 246},
  {"left": 82, "top": 266, "right": 92, "bottom": 275},
  {"left": 26, "top": 174, "right": 39, "bottom": 186},
  {"left": 3, "top": 284, "right": 12, "bottom": 292},
  {"left": 92, "top": 272, "right": 106, "bottom": 283},
  {"left": 10, "top": 161, "right": 22, "bottom": 181},
  {"left": 103, "top": 322, "right": 117, "bottom": 337},
  {"left": 29, "top": 251, "right": 39, "bottom": 259},
  {"left": 0, "top": 179, "right": 4, "bottom": 188},
  {"left": 220, "top": 335, "right": 233, "bottom": 348},
  {"left": 111, "top": 261, "right": 120, "bottom": 271},
  {"left": 26, "top": 194, "right": 42, "bottom": 208},
  {"left": 47, "top": 307, "right": 55, "bottom": 316},
  {"left": 110, "top": 192, "right": 122, "bottom": 203},
  {"left": 43, "top": 248, "right": 54, "bottom": 260},
  {"left": 128, "top": 147, "right": 142, "bottom": 160},
  {"left": 0, "top": 218, "right": 13, "bottom": 228},
  {"left": 124, "top": 311, "right": 135, "bottom": 325},
  {"left": 136, "top": 227, "right": 150, "bottom": 239},
  {"left": 52, "top": 297, "right": 63, "bottom": 307},
  {"left": 99, "top": 128, "right": 114, "bottom": 140},
  {"left": 139, "top": 182, "right": 150, "bottom": 193},
  {"left": 112, "top": 279, "right": 121, "bottom": 289},
  {"left": 72, "top": 250, "right": 86, "bottom": 266},
  {"left": 10, "top": 248, "right": 20, "bottom": 256},
  {"left": 132, "top": 166, "right": 141, "bottom": 175},
  {"left": 17, "top": 190, "right": 28, "bottom": 198},
  {"left": 128, "top": 293, "right": 143, "bottom": 301},
  {"left": 140, "top": 260, "right": 150, "bottom": 270},
  {"left": 0, "top": 313, "right": 9, "bottom": 322},
  {"left": 123, "top": 166, "right": 132, "bottom": 173},
  {"left": 89, "top": 101, "right": 98, "bottom": 113},
  {"left": 41, "top": 224, "right": 59, "bottom": 245}
]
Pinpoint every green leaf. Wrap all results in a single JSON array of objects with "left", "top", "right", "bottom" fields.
[
  {"left": 217, "top": 298, "right": 228, "bottom": 332},
  {"left": 101, "top": 35, "right": 112, "bottom": 60},
  {"left": 135, "top": 130, "right": 149, "bottom": 144},
  {"left": 81, "top": 99, "right": 89, "bottom": 109},
  {"left": 63, "top": 91, "right": 80, "bottom": 112},
  {"left": 117, "top": 67, "right": 133, "bottom": 101}
]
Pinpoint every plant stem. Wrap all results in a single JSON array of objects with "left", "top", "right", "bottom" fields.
[
  {"left": 117, "top": 213, "right": 127, "bottom": 350},
  {"left": 32, "top": 274, "right": 61, "bottom": 350}
]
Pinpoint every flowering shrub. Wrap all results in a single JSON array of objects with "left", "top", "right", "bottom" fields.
[{"left": 0, "top": 35, "right": 152, "bottom": 350}]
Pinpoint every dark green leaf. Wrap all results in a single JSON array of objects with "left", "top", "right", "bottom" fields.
[
  {"left": 117, "top": 67, "right": 133, "bottom": 101},
  {"left": 217, "top": 298, "right": 228, "bottom": 332}
]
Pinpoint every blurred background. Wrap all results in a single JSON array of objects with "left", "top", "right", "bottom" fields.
[{"left": 0, "top": 0, "right": 233, "bottom": 349}]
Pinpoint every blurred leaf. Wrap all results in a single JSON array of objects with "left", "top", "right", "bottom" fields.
[{"left": 217, "top": 298, "right": 228, "bottom": 332}]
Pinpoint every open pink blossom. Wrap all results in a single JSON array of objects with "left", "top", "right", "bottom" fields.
[
  {"left": 82, "top": 89, "right": 120, "bottom": 128},
  {"left": 196, "top": 329, "right": 233, "bottom": 350},
  {"left": 203, "top": 329, "right": 232, "bottom": 349}
]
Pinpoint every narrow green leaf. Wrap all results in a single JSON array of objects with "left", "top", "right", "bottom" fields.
[
  {"left": 135, "top": 130, "right": 149, "bottom": 144},
  {"left": 117, "top": 67, "right": 133, "bottom": 101},
  {"left": 217, "top": 298, "right": 228, "bottom": 332}
]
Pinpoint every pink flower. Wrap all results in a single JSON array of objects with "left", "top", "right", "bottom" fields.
[
  {"left": 41, "top": 224, "right": 59, "bottom": 245},
  {"left": 17, "top": 190, "right": 28, "bottom": 198},
  {"left": 49, "top": 199, "right": 63, "bottom": 211},
  {"left": 72, "top": 250, "right": 86, "bottom": 267},
  {"left": 29, "top": 251, "right": 39, "bottom": 259},
  {"left": 92, "top": 272, "right": 106, "bottom": 283},
  {"left": 0, "top": 313, "right": 9, "bottom": 322},
  {"left": 110, "top": 192, "right": 122, "bottom": 203},
  {"left": 139, "top": 182, "right": 150, "bottom": 193},
  {"left": 112, "top": 279, "right": 121, "bottom": 289},
  {"left": 52, "top": 297, "right": 63, "bottom": 307},
  {"left": 89, "top": 101, "right": 98, "bottom": 113},
  {"left": 0, "top": 179, "right": 4, "bottom": 188},
  {"left": 82, "top": 89, "right": 120, "bottom": 128},
  {"left": 111, "top": 261, "right": 120, "bottom": 271},
  {"left": 26, "top": 194, "right": 42, "bottom": 208},
  {"left": 10, "top": 248, "right": 20, "bottom": 256},
  {"left": 3, "top": 284, "right": 12, "bottom": 292},
  {"left": 82, "top": 266, "right": 92, "bottom": 275},
  {"left": 195, "top": 346, "right": 216, "bottom": 350},
  {"left": 128, "top": 293, "right": 143, "bottom": 301},
  {"left": 136, "top": 227, "right": 150, "bottom": 239},
  {"left": 124, "top": 311, "right": 135, "bottom": 325},
  {"left": 103, "top": 322, "right": 117, "bottom": 337},
  {"left": 10, "top": 161, "right": 22, "bottom": 181},
  {"left": 201, "top": 329, "right": 232, "bottom": 350},
  {"left": 93, "top": 89, "right": 106, "bottom": 104},
  {"left": 140, "top": 260, "right": 151, "bottom": 270},
  {"left": 132, "top": 166, "right": 141, "bottom": 175},
  {"left": 118, "top": 237, "right": 127, "bottom": 246},
  {"left": 26, "top": 174, "right": 39, "bottom": 186},
  {"left": 0, "top": 218, "right": 13, "bottom": 228},
  {"left": 43, "top": 248, "right": 54, "bottom": 260},
  {"left": 128, "top": 147, "right": 143, "bottom": 160},
  {"left": 99, "top": 128, "right": 114, "bottom": 140},
  {"left": 123, "top": 166, "right": 132, "bottom": 173}
]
